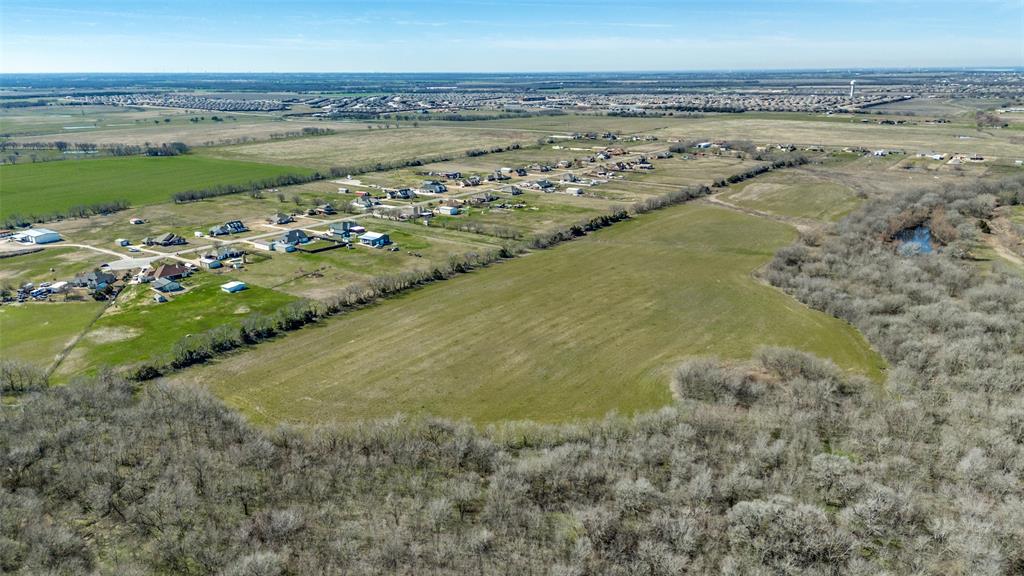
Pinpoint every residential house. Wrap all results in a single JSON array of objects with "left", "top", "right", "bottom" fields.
[
  {"left": 143, "top": 233, "right": 186, "bottom": 247},
  {"left": 437, "top": 205, "right": 460, "bottom": 216},
  {"left": 278, "top": 229, "right": 310, "bottom": 246},
  {"left": 268, "top": 213, "right": 294, "bottom": 225},
  {"left": 502, "top": 185, "right": 523, "bottom": 195},
  {"left": 153, "top": 263, "right": 190, "bottom": 281},
  {"left": 152, "top": 278, "right": 182, "bottom": 293},
  {"left": 71, "top": 270, "right": 117, "bottom": 290},
  {"left": 351, "top": 197, "right": 375, "bottom": 211},
  {"left": 420, "top": 181, "right": 447, "bottom": 194},
  {"left": 535, "top": 179, "right": 555, "bottom": 192},
  {"left": 209, "top": 220, "right": 248, "bottom": 236}
]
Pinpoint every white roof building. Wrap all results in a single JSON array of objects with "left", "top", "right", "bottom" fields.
[{"left": 14, "top": 228, "right": 62, "bottom": 244}]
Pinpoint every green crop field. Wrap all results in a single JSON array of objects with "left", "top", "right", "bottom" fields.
[
  {"left": 172, "top": 202, "right": 885, "bottom": 425},
  {"left": 0, "top": 302, "right": 105, "bottom": 369},
  {"left": 718, "top": 170, "right": 863, "bottom": 221},
  {"left": 0, "top": 155, "right": 311, "bottom": 220},
  {"left": 55, "top": 273, "right": 297, "bottom": 378}
]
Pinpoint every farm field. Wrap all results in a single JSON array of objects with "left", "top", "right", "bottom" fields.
[
  {"left": 0, "top": 302, "right": 104, "bottom": 369},
  {"left": 718, "top": 169, "right": 862, "bottom": 221},
  {"left": 0, "top": 155, "right": 311, "bottom": 221},
  {"left": 2, "top": 104, "right": 371, "bottom": 146},
  {"left": 172, "top": 202, "right": 885, "bottom": 425},
  {"left": 198, "top": 125, "right": 544, "bottom": 170},
  {"left": 54, "top": 273, "right": 296, "bottom": 379}
]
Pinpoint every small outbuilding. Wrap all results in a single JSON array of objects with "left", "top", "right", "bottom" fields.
[
  {"left": 359, "top": 232, "right": 391, "bottom": 248},
  {"left": 221, "top": 281, "right": 248, "bottom": 293}
]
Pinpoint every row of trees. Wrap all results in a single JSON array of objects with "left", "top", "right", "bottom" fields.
[
  {"left": 712, "top": 155, "right": 809, "bottom": 187},
  {"left": 3, "top": 199, "right": 131, "bottom": 229},
  {"left": 170, "top": 172, "right": 323, "bottom": 203}
]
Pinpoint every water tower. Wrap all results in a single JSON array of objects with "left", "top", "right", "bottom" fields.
[{"left": 849, "top": 80, "right": 857, "bottom": 98}]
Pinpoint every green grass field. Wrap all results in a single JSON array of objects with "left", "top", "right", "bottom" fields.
[
  {"left": 0, "top": 155, "right": 311, "bottom": 220},
  {"left": 55, "top": 273, "right": 297, "bottom": 378},
  {"left": 0, "top": 247, "right": 111, "bottom": 287},
  {"left": 172, "top": 203, "right": 885, "bottom": 425},
  {"left": 718, "top": 170, "right": 863, "bottom": 221},
  {"left": 0, "top": 302, "right": 105, "bottom": 369}
]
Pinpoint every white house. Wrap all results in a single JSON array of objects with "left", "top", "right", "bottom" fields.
[{"left": 14, "top": 228, "right": 61, "bottom": 244}]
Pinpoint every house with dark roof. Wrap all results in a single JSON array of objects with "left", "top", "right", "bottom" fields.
[
  {"left": 268, "top": 213, "right": 294, "bottom": 225},
  {"left": 71, "top": 270, "right": 118, "bottom": 290},
  {"left": 143, "top": 233, "right": 186, "bottom": 247},
  {"left": 209, "top": 220, "right": 248, "bottom": 236},
  {"left": 278, "top": 229, "right": 310, "bottom": 246},
  {"left": 153, "top": 264, "right": 190, "bottom": 281},
  {"left": 152, "top": 278, "right": 182, "bottom": 293}
]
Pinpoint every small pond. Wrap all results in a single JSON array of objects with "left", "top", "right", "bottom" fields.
[{"left": 896, "top": 225, "right": 934, "bottom": 255}]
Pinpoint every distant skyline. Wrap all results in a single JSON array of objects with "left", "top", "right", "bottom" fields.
[{"left": 1, "top": 0, "right": 1022, "bottom": 73}]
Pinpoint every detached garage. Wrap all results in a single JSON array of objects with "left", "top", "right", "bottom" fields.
[
  {"left": 14, "top": 228, "right": 62, "bottom": 244},
  {"left": 221, "top": 281, "right": 248, "bottom": 293}
]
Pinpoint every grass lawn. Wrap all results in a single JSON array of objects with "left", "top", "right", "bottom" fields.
[
  {"left": 55, "top": 273, "right": 297, "bottom": 378},
  {"left": 0, "top": 302, "right": 105, "bottom": 369},
  {"left": 0, "top": 155, "right": 311, "bottom": 221},
  {"left": 172, "top": 202, "right": 885, "bottom": 425},
  {"left": 718, "top": 170, "right": 863, "bottom": 221}
]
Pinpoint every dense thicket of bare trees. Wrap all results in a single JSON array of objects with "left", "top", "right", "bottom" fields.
[{"left": 2, "top": 177, "right": 1023, "bottom": 575}]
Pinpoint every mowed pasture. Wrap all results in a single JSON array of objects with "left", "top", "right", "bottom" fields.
[
  {"left": 0, "top": 302, "right": 104, "bottom": 369},
  {"left": 718, "top": 170, "right": 862, "bottom": 221},
  {"left": 199, "top": 125, "right": 543, "bottom": 170},
  {"left": 0, "top": 155, "right": 310, "bottom": 220},
  {"left": 173, "top": 203, "right": 885, "bottom": 425}
]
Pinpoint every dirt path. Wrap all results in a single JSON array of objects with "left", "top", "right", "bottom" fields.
[{"left": 984, "top": 235, "right": 1024, "bottom": 268}]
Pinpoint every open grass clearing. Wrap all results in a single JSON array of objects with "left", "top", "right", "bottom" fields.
[
  {"left": 0, "top": 302, "right": 105, "bottom": 369},
  {"left": 172, "top": 202, "right": 884, "bottom": 425},
  {"left": 0, "top": 155, "right": 311, "bottom": 221}
]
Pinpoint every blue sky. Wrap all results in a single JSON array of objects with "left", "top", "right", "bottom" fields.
[{"left": 1, "top": 0, "right": 1021, "bottom": 72}]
